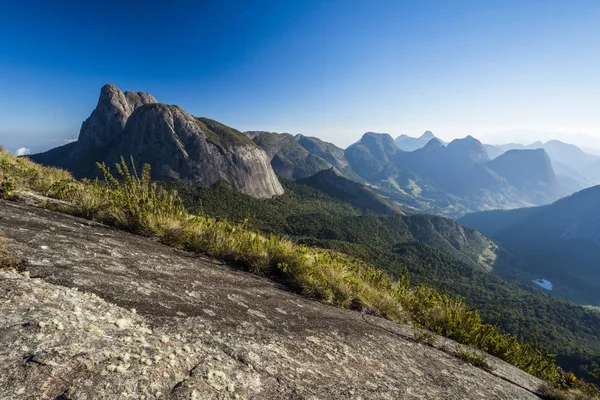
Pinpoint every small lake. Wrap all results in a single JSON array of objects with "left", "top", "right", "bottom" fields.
[{"left": 532, "top": 279, "right": 553, "bottom": 290}]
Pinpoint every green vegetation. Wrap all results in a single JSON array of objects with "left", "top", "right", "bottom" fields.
[
  {"left": 539, "top": 377, "right": 599, "bottom": 400},
  {"left": 0, "top": 148, "right": 598, "bottom": 396},
  {"left": 194, "top": 117, "right": 255, "bottom": 150},
  {"left": 456, "top": 346, "right": 490, "bottom": 371}
]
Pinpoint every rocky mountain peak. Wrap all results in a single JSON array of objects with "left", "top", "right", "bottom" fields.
[
  {"left": 420, "top": 130, "right": 435, "bottom": 140},
  {"left": 447, "top": 136, "right": 490, "bottom": 164},
  {"left": 360, "top": 132, "right": 398, "bottom": 155},
  {"left": 73, "top": 84, "right": 158, "bottom": 157},
  {"left": 124, "top": 90, "right": 158, "bottom": 110},
  {"left": 105, "top": 102, "right": 283, "bottom": 198}
]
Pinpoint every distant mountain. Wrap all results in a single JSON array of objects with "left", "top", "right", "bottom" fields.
[
  {"left": 394, "top": 131, "right": 446, "bottom": 151},
  {"left": 485, "top": 140, "right": 600, "bottom": 189},
  {"left": 488, "top": 149, "right": 556, "bottom": 187},
  {"left": 30, "top": 84, "right": 284, "bottom": 198},
  {"left": 297, "top": 168, "right": 403, "bottom": 215},
  {"left": 483, "top": 144, "right": 504, "bottom": 159},
  {"left": 446, "top": 135, "right": 490, "bottom": 165},
  {"left": 345, "top": 133, "right": 571, "bottom": 217},
  {"left": 25, "top": 86, "right": 584, "bottom": 215},
  {"left": 246, "top": 131, "right": 363, "bottom": 181},
  {"left": 344, "top": 132, "right": 400, "bottom": 181},
  {"left": 459, "top": 185, "right": 600, "bottom": 305}
]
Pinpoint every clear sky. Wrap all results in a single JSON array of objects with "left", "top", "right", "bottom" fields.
[{"left": 1, "top": 0, "right": 600, "bottom": 154}]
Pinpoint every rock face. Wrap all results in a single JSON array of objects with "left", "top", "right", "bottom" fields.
[
  {"left": 106, "top": 105, "right": 283, "bottom": 198},
  {"left": 0, "top": 200, "right": 545, "bottom": 399},
  {"left": 245, "top": 131, "right": 331, "bottom": 180},
  {"left": 73, "top": 84, "right": 158, "bottom": 158},
  {"left": 30, "top": 85, "right": 283, "bottom": 199},
  {"left": 488, "top": 149, "right": 557, "bottom": 187}
]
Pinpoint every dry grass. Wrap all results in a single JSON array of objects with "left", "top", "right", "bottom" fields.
[
  {"left": 0, "top": 236, "right": 23, "bottom": 271},
  {"left": 539, "top": 383, "right": 599, "bottom": 400},
  {"left": 0, "top": 148, "right": 72, "bottom": 199}
]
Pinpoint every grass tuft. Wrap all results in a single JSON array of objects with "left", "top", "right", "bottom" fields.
[{"left": 0, "top": 236, "right": 23, "bottom": 271}]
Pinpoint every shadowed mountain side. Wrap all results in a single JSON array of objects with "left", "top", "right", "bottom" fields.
[
  {"left": 297, "top": 168, "right": 403, "bottom": 215},
  {"left": 486, "top": 141, "right": 600, "bottom": 189},
  {"left": 246, "top": 131, "right": 364, "bottom": 182},
  {"left": 0, "top": 200, "right": 545, "bottom": 399},
  {"left": 459, "top": 185, "right": 600, "bottom": 305}
]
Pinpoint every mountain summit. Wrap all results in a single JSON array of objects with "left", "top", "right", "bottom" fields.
[
  {"left": 30, "top": 85, "right": 284, "bottom": 198},
  {"left": 73, "top": 84, "right": 158, "bottom": 158},
  {"left": 395, "top": 131, "right": 446, "bottom": 151}
]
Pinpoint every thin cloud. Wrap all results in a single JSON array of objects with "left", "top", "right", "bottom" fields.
[{"left": 15, "top": 147, "right": 31, "bottom": 156}]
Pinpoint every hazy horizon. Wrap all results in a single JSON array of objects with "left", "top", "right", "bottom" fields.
[{"left": 2, "top": 0, "right": 600, "bottom": 154}]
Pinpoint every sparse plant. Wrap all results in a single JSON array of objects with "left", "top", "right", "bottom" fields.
[
  {"left": 413, "top": 329, "right": 437, "bottom": 346},
  {"left": 456, "top": 345, "right": 490, "bottom": 370},
  {"left": 539, "top": 382, "right": 599, "bottom": 400},
  {"left": 0, "top": 177, "right": 15, "bottom": 198}
]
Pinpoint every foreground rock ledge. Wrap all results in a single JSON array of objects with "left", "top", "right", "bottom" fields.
[{"left": 0, "top": 200, "right": 543, "bottom": 399}]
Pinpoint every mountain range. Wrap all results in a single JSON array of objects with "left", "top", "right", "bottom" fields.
[{"left": 28, "top": 85, "right": 598, "bottom": 219}]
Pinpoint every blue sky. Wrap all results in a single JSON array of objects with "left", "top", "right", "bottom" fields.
[{"left": 1, "top": 0, "right": 600, "bottom": 154}]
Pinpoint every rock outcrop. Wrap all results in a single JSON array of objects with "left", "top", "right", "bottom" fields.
[
  {"left": 0, "top": 200, "right": 546, "bottom": 399},
  {"left": 30, "top": 85, "right": 283, "bottom": 199},
  {"left": 73, "top": 84, "right": 158, "bottom": 158},
  {"left": 105, "top": 105, "right": 283, "bottom": 198}
]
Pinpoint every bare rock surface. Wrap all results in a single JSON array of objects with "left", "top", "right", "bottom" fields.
[
  {"left": 0, "top": 200, "right": 544, "bottom": 399},
  {"left": 107, "top": 105, "right": 283, "bottom": 198},
  {"left": 73, "top": 84, "right": 157, "bottom": 158}
]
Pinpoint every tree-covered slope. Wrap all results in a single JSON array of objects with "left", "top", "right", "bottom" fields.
[{"left": 459, "top": 185, "right": 600, "bottom": 305}]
